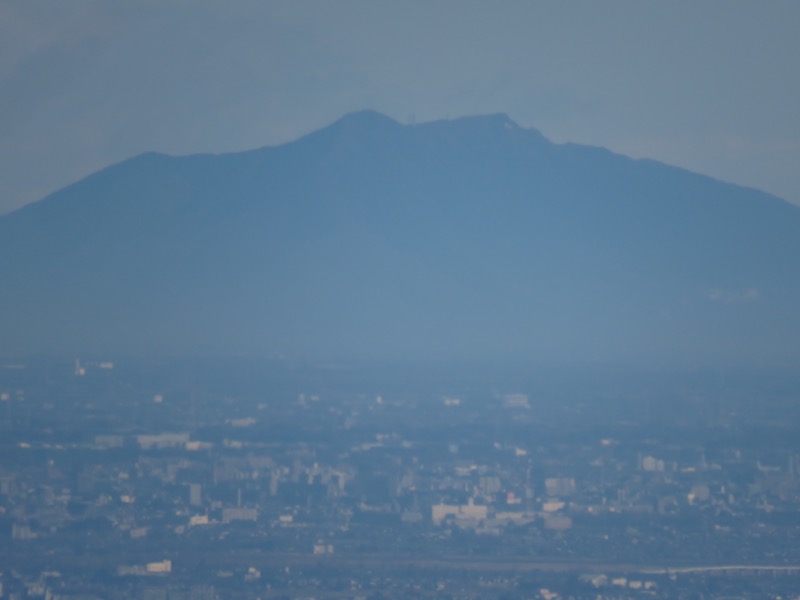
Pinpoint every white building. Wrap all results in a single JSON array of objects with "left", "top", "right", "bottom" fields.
[{"left": 432, "top": 498, "right": 488, "bottom": 526}]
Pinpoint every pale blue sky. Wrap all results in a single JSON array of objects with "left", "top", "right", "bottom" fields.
[{"left": 2, "top": 0, "right": 799, "bottom": 214}]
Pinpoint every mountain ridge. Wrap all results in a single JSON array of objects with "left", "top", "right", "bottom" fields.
[{"left": 1, "top": 111, "right": 798, "bottom": 367}]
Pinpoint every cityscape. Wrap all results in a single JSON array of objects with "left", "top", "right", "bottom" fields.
[
  {"left": 4, "top": 4, "right": 800, "bottom": 600},
  {"left": 2, "top": 358, "right": 800, "bottom": 599}
]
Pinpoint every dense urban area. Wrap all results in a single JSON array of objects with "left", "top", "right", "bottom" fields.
[{"left": 2, "top": 357, "right": 800, "bottom": 599}]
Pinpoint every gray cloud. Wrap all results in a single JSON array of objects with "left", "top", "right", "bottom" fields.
[
  {"left": 2, "top": 0, "right": 800, "bottom": 214},
  {"left": 705, "top": 288, "right": 762, "bottom": 305}
]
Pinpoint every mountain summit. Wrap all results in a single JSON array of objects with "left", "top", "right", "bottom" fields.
[{"left": 1, "top": 111, "right": 799, "bottom": 366}]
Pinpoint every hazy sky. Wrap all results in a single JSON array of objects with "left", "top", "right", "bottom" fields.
[{"left": 2, "top": 0, "right": 799, "bottom": 215}]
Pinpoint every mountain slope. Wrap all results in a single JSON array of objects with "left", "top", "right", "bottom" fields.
[{"left": 1, "top": 111, "right": 799, "bottom": 366}]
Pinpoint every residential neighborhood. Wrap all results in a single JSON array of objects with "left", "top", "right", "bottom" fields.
[{"left": 2, "top": 358, "right": 800, "bottom": 598}]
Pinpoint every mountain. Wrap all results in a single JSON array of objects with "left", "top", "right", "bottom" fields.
[{"left": 1, "top": 110, "right": 799, "bottom": 367}]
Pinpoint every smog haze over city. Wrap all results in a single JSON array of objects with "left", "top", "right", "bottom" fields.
[{"left": 2, "top": 2, "right": 800, "bottom": 599}]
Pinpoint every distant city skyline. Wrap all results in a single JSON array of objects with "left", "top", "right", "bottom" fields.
[{"left": 2, "top": 1, "right": 800, "bottom": 215}]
